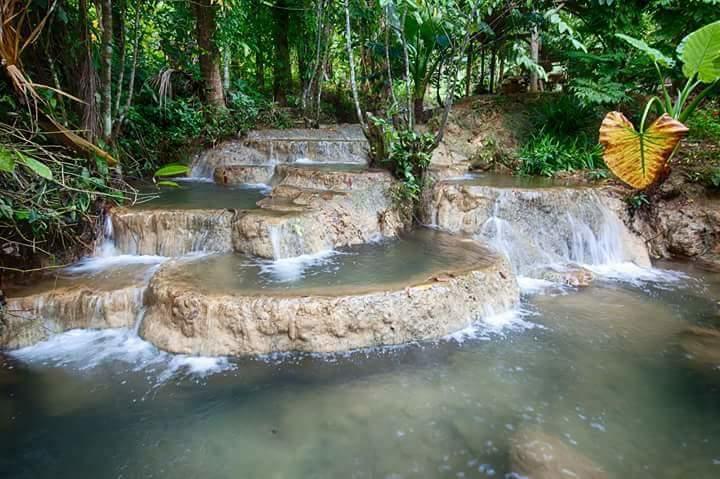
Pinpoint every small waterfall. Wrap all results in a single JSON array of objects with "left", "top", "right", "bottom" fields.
[
  {"left": 96, "top": 214, "right": 119, "bottom": 257},
  {"left": 474, "top": 189, "right": 648, "bottom": 277}
]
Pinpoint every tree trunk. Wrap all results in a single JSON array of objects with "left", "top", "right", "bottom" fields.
[
  {"left": 255, "top": 50, "right": 265, "bottom": 91},
  {"left": 79, "top": 0, "right": 100, "bottom": 141},
  {"left": 465, "top": 42, "right": 474, "bottom": 97},
  {"left": 222, "top": 48, "right": 231, "bottom": 91},
  {"left": 100, "top": 0, "right": 113, "bottom": 142},
  {"left": 113, "top": 0, "right": 127, "bottom": 119},
  {"left": 529, "top": 25, "right": 540, "bottom": 92},
  {"left": 192, "top": 0, "right": 225, "bottom": 107},
  {"left": 413, "top": 95, "right": 425, "bottom": 124},
  {"left": 489, "top": 49, "right": 496, "bottom": 94},
  {"left": 272, "top": 0, "right": 291, "bottom": 105},
  {"left": 343, "top": 0, "right": 366, "bottom": 132},
  {"left": 479, "top": 47, "right": 485, "bottom": 93}
]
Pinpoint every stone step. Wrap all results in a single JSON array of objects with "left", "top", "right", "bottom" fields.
[
  {"left": 2, "top": 263, "right": 158, "bottom": 349},
  {"left": 110, "top": 165, "right": 405, "bottom": 258},
  {"left": 140, "top": 229, "right": 519, "bottom": 356}
]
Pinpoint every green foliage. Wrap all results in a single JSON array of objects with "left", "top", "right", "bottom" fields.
[
  {"left": 368, "top": 115, "right": 434, "bottom": 214},
  {"left": 687, "top": 101, "right": 720, "bottom": 142},
  {"left": 625, "top": 192, "right": 651, "bottom": 212},
  {"left": 0, "top": 125, "right": 132, "bottom": 267},
  {"left": 120, "top": 87, "right": 288, "bottom": 177},
  {"left": 518, "top": 133, "right": 603, "bottom": 177},
  {"left": 530, "top": 95, "right": 599, "bottom": 139},
  {"left": 568, "top": 78, "right": 630, "bottom": 108}
]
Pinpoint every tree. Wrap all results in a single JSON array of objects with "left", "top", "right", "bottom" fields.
[
  {"left": 272, "top": 0, "right": 292, "bottom": 105},
  {"left": 192, "top": 0, "right": 225, "bottom": 107}
]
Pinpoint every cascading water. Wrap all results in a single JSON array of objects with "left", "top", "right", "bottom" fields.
[{"left": 478, "top": 189, "right": 637, "bottom": 276}]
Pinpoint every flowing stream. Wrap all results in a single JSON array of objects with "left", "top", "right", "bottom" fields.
[{"left": 3, "top": 145, "right": 720, "bottom": 477}]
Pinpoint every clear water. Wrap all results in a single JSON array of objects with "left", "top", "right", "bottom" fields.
[
  {"left": 3, "top": 264, "right": 720, "bottom": 478},
  {"left": 168, "top": 229, "right": 496, "bottom": 293},
  {"left": 444, "top": 172, "right": 583, "bottom": 188},
  {"left": 134, "top": 181, "right": 267, "bottom": 210}
]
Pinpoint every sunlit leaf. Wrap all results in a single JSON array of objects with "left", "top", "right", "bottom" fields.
[
  {"left": 0, "top": 147, "right": 16, "bottom": 173},
  {"left": 156, "top": 180, "right": 181, "bottom": 188},
  {"left": 599, "top": 112, "right": 688, "bottom": 189},
  {"left": 17, "top": 154, "right": 53, "bottom": 180},
  {"left": 680, "top": 20, "right": 720, "bottom": 83},
  {"left": 154, "top": 163, "right": 190, "bottom": 177}
]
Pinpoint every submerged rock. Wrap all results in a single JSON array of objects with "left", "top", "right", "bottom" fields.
[
  {"left": 213, "top": 165, "right": 275, "bottom": 185},
  {"left": 535, "top": 266, "right": 595, "bottom": 288},
  {"left": 679, "top": 326, "right": 720, "bottom": 370},
  {"left": 510, "top": 428, "right": 608, "bottom": 479}
]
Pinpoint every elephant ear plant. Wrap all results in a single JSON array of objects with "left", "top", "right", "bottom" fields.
[{"left": 599, "top": 21, "right": 720, "bottom": 190}]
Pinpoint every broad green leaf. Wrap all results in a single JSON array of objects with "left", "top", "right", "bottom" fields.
[
  {"left": 156, "top": 180, "right": 181, "bottom": 188},
  {"left": 0, "top": 147, "right": 16, "bottom": 173},
  {"left": 154, "top": 163, "right": 190, "bottom": 177},
  {"left": 680, "top": 20, "right": 720, "bottom": 83},
  {"left": 17, "top": 154, "right": 53, "bottom": 180},
  {"left": 616, "top": 33, "right": 675, "bottom": 68},
  {"left": 599, "top": 112, "right": 688, "bottom": 189}
]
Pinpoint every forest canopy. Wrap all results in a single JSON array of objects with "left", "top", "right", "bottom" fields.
[{"left": 0, "top": 0, "right": 718, "bottom": 269}]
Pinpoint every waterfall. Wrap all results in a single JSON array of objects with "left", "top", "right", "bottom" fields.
[{"left": 464, "top": 188, "right": 649, "bottom": 277}]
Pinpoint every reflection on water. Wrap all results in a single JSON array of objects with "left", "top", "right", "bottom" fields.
[
  {"left": 2, "top": 263, "right": 720, "bottom": 478},
  {"left": 134, "top": 181, "right": 267, "bottom": 210},
  {"left": 168, "top": 229, "right": 496, "bottom": 295}
]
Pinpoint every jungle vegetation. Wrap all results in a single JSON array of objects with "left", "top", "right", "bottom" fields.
[{"left": 0, "top": 0, "right": 718, "bottom": 270}]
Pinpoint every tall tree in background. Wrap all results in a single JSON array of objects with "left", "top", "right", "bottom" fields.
[
  {"left": 192, "top": 0, "right": 225, "bottom": 107},
  {"left": 100, "top": 0, "right": 114, "bottom": 141},
  {"left": 272, "top": 0, "right": 292, "bottom": 105}
]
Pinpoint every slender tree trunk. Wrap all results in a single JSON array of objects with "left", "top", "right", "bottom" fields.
[
  {"left": 343, "top": 0, "right": 366, "bottom": 132},
  {"left": 399, "top": 10, "right": 413, "bottom": 128},
  {"left": 192, "top": 0, "right": 225, "bottom": 107},
  {"left": 79, "top": 0, "right": 100, "bottom": 141},
  {"left": 100, "top": 0, "right": 113, "bottom": 142},
  {"left": 113, "top": 0, "right": 127, "bottom": 119},
  {"left": 256, "top": 50, "right": 265, "bottom": 91},
  {"left": 272, "top": 0, "right": 291, "bottom": 105},
  {"left": 479, "top": 47, "right": 485, "bottom": 93},
  {"left": 114, "top": 1, "right": 143, "bottom": 137},
  {"left": 498, "top": 55, "right": 505, "bottom": 88},
  {"left": 489, "top": 48, "right": 496, "bottom": 94},
  {"left": 465, "top": 42, "right": 474, "bottom": 97},
  {"left": 529, "top": 25, "right": 540, "bottom": 92},
  {"left": 222, "top": 48, "right": 231, "bottom": 91}
]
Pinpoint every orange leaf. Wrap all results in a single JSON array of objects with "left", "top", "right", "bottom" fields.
[{"left": 599, "top": 112, "right": 688, "bottom": 189}]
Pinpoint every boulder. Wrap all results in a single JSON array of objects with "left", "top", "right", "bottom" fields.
[
  {"left": 510, "top": 428, "right": 608, "bottom": 479},
  {"left": 679, "top": 326, "right": 720, "bottom": 370}
]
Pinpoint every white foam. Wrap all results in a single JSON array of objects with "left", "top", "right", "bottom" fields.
[
  {"left": 517, "top": 276, "right": 557, "bottom": 295},
  {"left": 11, "top": 328, "right": 235, "bottom": 383},
  {"left": 293, "top": 158, "right": 366, "bottom": 165},
  {"left": 445, "top": 308, "right": 541, "bottom": 343},
  {"left": 66, "top": 254, "right": 168, "bottom": 273},
  {"left": 585, "top": 262, "right": 687, "bottom": 285},
  {"left": 256, "top": 249, "right": 340, "bottom": 282}
]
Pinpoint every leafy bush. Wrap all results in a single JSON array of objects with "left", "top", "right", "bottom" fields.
[
  {"left": 119, "top": 85, "right": 291, "bottom": 177},
  {"left": 529, "top": 95, "right": 599, "bottom": 139},
  {"left": 368, "top": 115, "right": 435, "bottom": 216},
  {"left": 518, "top": 132, "right": 603, "bottom": 177},
  {"left": 687, "top": 100, "right": 720, "bottom": 143},
  {"left": 0, "top": 126, "right": 133, "bottom": 268}
]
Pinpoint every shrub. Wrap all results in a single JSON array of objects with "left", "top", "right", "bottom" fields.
[{"left": 518, "top": 132, "right": 604, "bottom": 177}]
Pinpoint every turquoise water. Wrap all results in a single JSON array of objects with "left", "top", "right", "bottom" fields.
[{"left": 2, "top": 263, "right": 720, "bottom": 478}]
